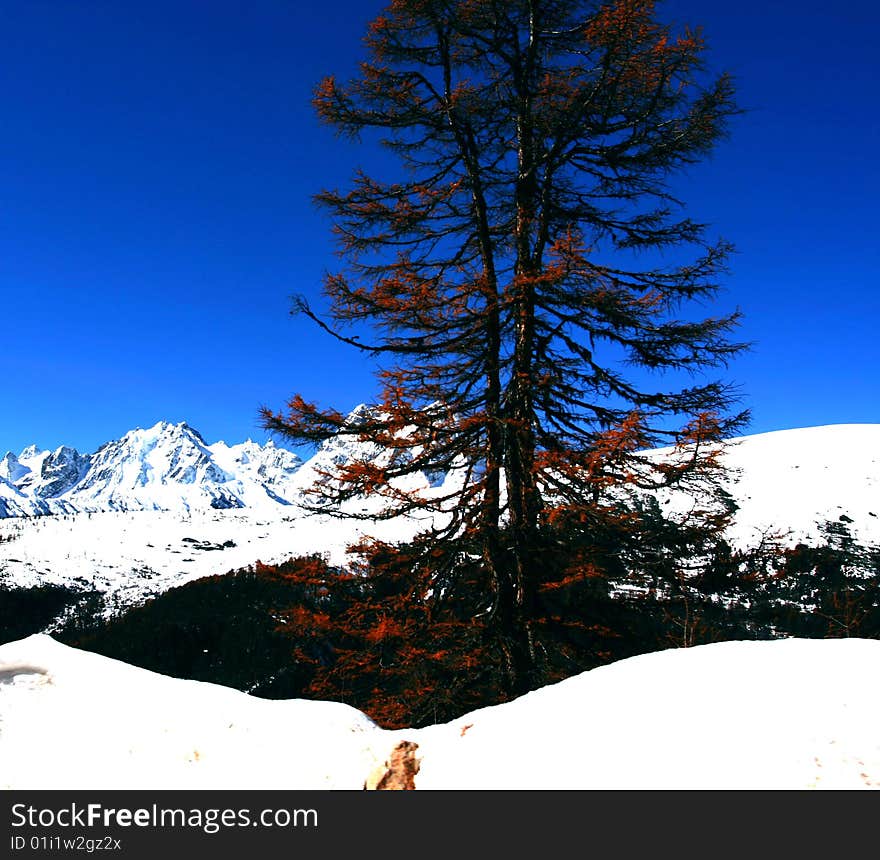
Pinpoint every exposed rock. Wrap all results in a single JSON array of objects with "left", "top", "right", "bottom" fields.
[{"left": 364, "top": 740, "right": 421, "bottom": 790}]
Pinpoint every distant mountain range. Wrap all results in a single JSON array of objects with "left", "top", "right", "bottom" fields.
[
  {"left": 3, "top": 418, "right": 880, "bottom": 548},
  {"left": 0, "top": 406, "right": 444, "bottom": 520},
  {"left": 0, "top": 421, "right": 300, "bottom": 518}
]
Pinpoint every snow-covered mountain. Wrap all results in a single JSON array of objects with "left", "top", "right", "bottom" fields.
[
  {"left": 0, "top": 420, "right": 306, "bottom": 518},
  {"left": 0, "top": 407, "right": 444, "bottom": 520}
]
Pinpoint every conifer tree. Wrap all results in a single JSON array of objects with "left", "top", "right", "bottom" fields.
[{"left": 263, "top": 0, "right": 747, "bottom": 693}]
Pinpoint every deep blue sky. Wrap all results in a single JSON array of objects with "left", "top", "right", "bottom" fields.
[{"left": 2, "top": 0, "right": 878, "bottom": 457}]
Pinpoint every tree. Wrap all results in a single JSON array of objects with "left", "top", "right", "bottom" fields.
[
  {"left": 778, "top": 521, "right": 880, "bottom": 639},
  {"left": 262, "top": 0, "right": 747, "bottom": 694}
]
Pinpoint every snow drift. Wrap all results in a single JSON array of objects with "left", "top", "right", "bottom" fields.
[{"left": 1, "top": 634, "right": 877, "bottom": 790}]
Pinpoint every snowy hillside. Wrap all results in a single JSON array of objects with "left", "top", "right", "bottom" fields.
[
  {"left": 1, "top": 633, "right": 877, "bottom": 789},
  {"left": 0, "top": 507, "right": 422, "bottom": 612},
  {"left": 712, "top": 423, "right": 880, "bottom": 547}
]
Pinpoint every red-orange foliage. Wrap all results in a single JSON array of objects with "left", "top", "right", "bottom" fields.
[
  {"left": 266, "top": 536, "right": 671, "bottom": 728},
  {"left": 265, "top": 541, "right": 506, "bottom": 727}
]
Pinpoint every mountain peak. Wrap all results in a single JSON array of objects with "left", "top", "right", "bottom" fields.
[
  {"left": 122, "top": 420, "right": 208, "bottom": 448},
  {"left": 51, "top": 444, "right": 82, "bottom": 459},
  {"left": 166, "top": 420, "right": 206, "bottom": 445},
  {"left": 1, "top": 419, "right": 323, "bottom": 517},
  {"left": 343, "top": 403, "right": 380, "bottom": 426},
  {"left": 141, "top": 419, "right": 198, "bottom": 435},
  {"left": 0, "top": 452, "right": 29, "bottom": 485}
]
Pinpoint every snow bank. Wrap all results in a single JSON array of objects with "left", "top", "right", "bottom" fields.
[{"left": 1, "top": 635, "right": 878, "bottom": 790}]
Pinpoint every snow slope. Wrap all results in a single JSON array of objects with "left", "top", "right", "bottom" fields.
[
  {"left": 0, "top": 633, "right": 877, "bottom": 789},
  {"left": 0, "top": 475, "right": 30, "bottom": 519},
  {"left": 0, "top": 507, "right": 420, "bottom": 612},
  {"left": 712, "top": 423, "right": 880, "bottom": 547}
]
